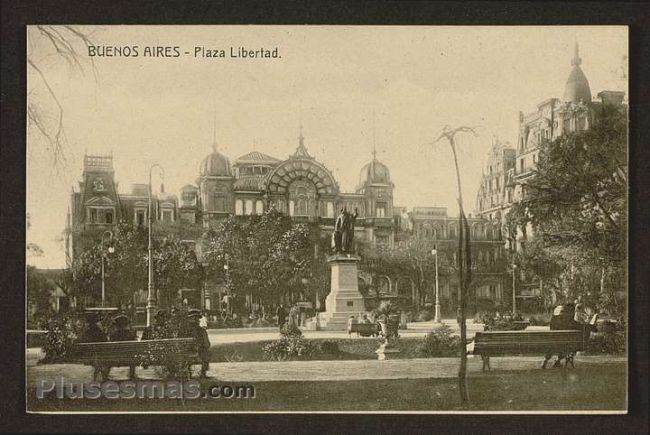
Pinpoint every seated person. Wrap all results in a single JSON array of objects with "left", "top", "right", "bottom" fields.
[
  {"left": 543, "top": 304, "right": 580, "bottom": 368},
  {"left": 109, "top": 314, "right": 137, "bottom": 379},
  {"left": 361, "top": 314, "right": 372, "bottom": 324}
]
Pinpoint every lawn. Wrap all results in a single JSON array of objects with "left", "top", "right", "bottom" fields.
[
  {"left": 211, "top": 337, "right": 426, "bottom": 362},
  {"left": 27, "top": 361, "right": 626, "bottom": 412}
]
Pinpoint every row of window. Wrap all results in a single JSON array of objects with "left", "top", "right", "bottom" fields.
[
  {"left": 416, "top": 226, "right": 502, "bottom": 240},
  {"left": 86, "top": 207, "right": 174, "bottom": 225},
  {"left": 231, "top": 198, "right": 388, "bottom": 219}
]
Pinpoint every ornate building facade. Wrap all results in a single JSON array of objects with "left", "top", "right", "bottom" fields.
[
  {"left": 474, "top": 43, "right": 626, "bottom": 305},
  {"left": 67, "top": 129, "right": 506, "bottom": 313}
]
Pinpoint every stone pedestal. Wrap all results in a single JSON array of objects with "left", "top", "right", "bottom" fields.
[{"left": 319, "top": 254, "right": 365, "bottom": 330}]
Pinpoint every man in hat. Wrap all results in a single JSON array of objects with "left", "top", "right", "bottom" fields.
[
  {"left": 182, "top": 308, "right": 211, "bottom": 378},
  {"left": 109, "top": 313, "right": 137, "bottom": 379}
]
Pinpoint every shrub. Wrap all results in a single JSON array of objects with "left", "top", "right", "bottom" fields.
[
  {"left": 262, "top": 334, "right": 315, "bottom": 361},
  {"left": 587, "top": 321, "right": 626, "bottom": 355},
  {"left": 39, "top": 314, "right": 79, "bottom": 363},
  {"left": 374, "top": 300, "right": 398, "bottom": 317},
  {"left": 418, "top": 324, "right": 461, "bottom": 357},
  {"left": 280, "top": 321, "right": 302, "bottom": 337},
  {"left": 319, "top": 340, "right": 340, "bottom": 355}
]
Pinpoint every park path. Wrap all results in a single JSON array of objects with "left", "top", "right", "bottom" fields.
[{"left": 26, "top": 352, "right": 625, "bottom": 384}]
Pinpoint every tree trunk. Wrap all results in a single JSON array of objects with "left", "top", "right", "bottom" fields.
[{"left": 450, "top": 137, "right": 470, "bottom": 403}]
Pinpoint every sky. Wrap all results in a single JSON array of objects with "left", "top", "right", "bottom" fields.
[{"left": 26, "top": 25, "right": 628, "bottom": 268}]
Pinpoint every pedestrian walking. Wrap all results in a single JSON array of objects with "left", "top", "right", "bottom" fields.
[{"left": 276, "top": 304, "right": 287, "bottom": 331}]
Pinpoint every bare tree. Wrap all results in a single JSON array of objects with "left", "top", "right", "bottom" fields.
[
  {"left": 435, "top": 124, "right": 478, "bottom": 404},
  {"left": 27, "top": 25, "right": 97, "bottom": 169}
]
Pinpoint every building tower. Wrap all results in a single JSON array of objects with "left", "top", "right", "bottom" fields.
[{"left": 198, "top": 137, "right": 234, "bottom": 227}]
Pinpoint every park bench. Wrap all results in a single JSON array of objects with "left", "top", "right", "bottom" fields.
[
  {"left": 512, "top": 320, "right": 530, "bottom": 330},
  {"left": 349, "top": 322, "right": 379, "bottom": 337},
  {"left": 472, "top": 330, "right": 585, "bottom": 371},
  {"left": 70, "top": 338, "right": 200, "bottom": 379}
]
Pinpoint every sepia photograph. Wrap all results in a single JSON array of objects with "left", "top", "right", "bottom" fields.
[{"left": 24, "top": 25, "right": 629, "bottom": 413}]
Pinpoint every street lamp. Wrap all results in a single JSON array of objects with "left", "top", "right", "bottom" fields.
[
  {"left": 100, "top": 230, "right": 114, "bottom": 307},
  {"left": 147, "top": 164, "right": 165, "bottom": 327},
  {"left": 431, "top": 232, "right": 441, "bottom": 323},
  {"left": 512, "top": 263, "right": 517, "bottom": 315},
  {"left": 223, "top": 262, "right": 231, "bottom": 315}
]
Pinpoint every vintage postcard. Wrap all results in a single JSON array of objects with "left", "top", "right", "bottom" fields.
[{"left": 25, "top": 25, "right": 628, "bottom": 413}]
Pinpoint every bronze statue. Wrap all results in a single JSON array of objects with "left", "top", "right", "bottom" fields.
[{"left": 332, "top": 207, "right": 358, "bottom": 253}]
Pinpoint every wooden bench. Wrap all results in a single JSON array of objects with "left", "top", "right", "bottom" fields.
[
  {"left": 473, "top": 330, "right": 586, "bottom": 371},
  {"left": 512, "top": 320, "right": 530, "bottom": 330},
  {"left": 70, "top": 338, "right": 200, "bottom": 379},
  {"left": 349, "top": 322, "right": 379, "bottom": 337}
]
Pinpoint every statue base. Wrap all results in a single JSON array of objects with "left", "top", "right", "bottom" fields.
[{"left": 318, "top": 254, "right": 366, "bottom": 331}]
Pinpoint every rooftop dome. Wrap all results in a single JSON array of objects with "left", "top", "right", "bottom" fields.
[
  {"left": 234, "top": 151, "right": 280, "bottom": 166},
  {"left": 200, "top": 143, "right": 232, "bottom": 177},
  {"left": 357, "top": 153, "right": 391, "bottom": 190},
  {"left": 563, "top": 43, "right": 592, "bottom": 104}
]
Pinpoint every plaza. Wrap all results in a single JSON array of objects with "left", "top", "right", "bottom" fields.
[{"left": 24, "top": 26, "right": 629, "bottom": 415}]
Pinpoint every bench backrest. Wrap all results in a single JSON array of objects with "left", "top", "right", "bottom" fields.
[
  {"left": 71, "top": 338, "right": 198, "bottom": 365},
  {"left": 474, "top": 330, "right": 585, "bottom": 355}
]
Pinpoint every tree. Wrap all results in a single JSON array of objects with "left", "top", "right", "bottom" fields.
[
  {"left": 510, "top": 103, "right": 627, "bottom": 316},
  {"left": 26, "top": 266, "right": 56, "bottom": 323},
  {"left": 28, "top": 26, "right": 97, "bottom": 167},
  {"left": 71, "top": 223, "right": 202, "bottom": 308},
  {"left": 201, "top": 209, "right": 319, "bottom": 313},
  {"left": 435, "top": 125, "right": 476, "bottom": 403}
]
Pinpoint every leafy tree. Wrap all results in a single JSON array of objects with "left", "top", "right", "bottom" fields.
[
  {"left": 201, "top": 209, "right": 320, "bottom": 313},
  {"left": 71, "top": 223, "right": 203, "bottom": 307},
  {"left": 26, "top": 266, "right": 56, "bottom": 322},
  {"left": 509, "top": 103, "right": 627, "bottom": 316}
]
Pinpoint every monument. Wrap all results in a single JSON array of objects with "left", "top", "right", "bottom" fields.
[{"left": 318, "top": 208, "right": 366, "bottom": 330}]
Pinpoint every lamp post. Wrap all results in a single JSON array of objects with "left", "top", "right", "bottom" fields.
[
  {"left": 223, "top": 263, "right": 231, "bottom": 315},
  {"left": 432, "top": 234, "right": 441, "bottom": 323},
  {"left": 512, "top": 264, "right": 517, "bottom": 315},
  {"left": 147, "top": 164, "right": 164, "bottom": 327},
  {"left": 100, "top": 230, "right": 114, "bottom": 307}
]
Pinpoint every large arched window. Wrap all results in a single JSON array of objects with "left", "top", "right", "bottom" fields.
[
  {"left": 245, "top": 199, "right": 254, "bottom": 216},
  {"left": 235, "top": 199, "right": 243, "bottom": 216},
  {"left": 255, "top": 200, "right": 264, "bottom": 215},
  {"left": 288, "top": 180, "right": 317, "bottom": 217}
]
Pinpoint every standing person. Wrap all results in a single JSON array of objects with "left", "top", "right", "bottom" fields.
[
  {"left": 347, "top": 315, "right": 356, "bottom": 337},
  {"left": 276, "top": 304, "right": 287, "bottom": 331},
  {"left": 288, "top": 304, "right": 300, "bottom": 330},
  {"left": 199, "top": 311, "right": 208, "bottom": 329},
  {"left": 109, "top": 314, "right": 137, "bottom": 379},
  {"left": 182, "top": 309, "right": 211, "bottom": 378}
]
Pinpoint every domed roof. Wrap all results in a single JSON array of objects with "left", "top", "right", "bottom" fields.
[
  {"left": 357, "top": 153, "right": 391, "bottom": 190},
  {"left": 563, "top": 43, "right": 592, "bottom": 104},
  {"left": 200, "top": 144, "right": 232, "bottom": 177},
  {"left": 234, "top": 151, "right": 280, "bottom": 166}
]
